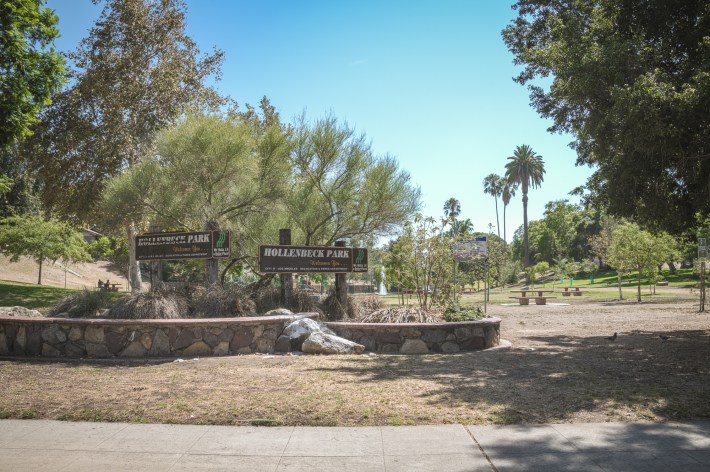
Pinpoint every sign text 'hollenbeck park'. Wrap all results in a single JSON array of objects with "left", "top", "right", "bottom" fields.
[
  {"left": 136, "top": 231, "right": 231, "bottom": 261},
  {"left": 259, "top": 245, "right": 368, "bottom": 273}
]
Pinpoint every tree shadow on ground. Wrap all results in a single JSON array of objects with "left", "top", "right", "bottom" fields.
[{"left": 311, "top": 329, "right": 710, "bottom": 424}]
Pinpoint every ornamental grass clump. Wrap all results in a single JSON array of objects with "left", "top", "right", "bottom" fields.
[
  {"left": 358, "top": 307, "right": 442, "bottom": 323},
  {"left": 50, "top": 289, "right": 112, "bottom": 318},
  {"left": 190, "top": 285, "right": 256, "bottom": 318},
  {"left": 106, "top": 289, "right": 188, "bottom": 319}
]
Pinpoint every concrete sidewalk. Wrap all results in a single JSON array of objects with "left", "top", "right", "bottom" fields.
[{"left": 1, "top": 420, "right": 709, "bottom": 471}]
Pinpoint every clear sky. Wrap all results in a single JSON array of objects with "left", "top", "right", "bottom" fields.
[{"left": 47, "top": 0, "right": 594, "bottom": 242}]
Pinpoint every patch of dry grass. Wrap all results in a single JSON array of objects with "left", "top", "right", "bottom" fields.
[{"left": 1, "top": 298, "right": 709, "bottom": 426}]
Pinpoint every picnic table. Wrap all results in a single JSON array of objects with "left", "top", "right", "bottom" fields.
[
  {"left": 509, "top": 289, "right": 556, "bottom": 305},
  {"left": 98, "top": 280, "right": 122, "bottom": 292},
  {"left": 561, "top": 287, "right": 586, "bottom": 296}
]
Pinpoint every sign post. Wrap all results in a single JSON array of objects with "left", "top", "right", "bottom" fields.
[{"left": 279, "top": 229, "right": 293, "bottom": 308}]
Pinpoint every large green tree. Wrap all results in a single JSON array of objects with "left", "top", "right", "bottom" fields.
[
  {"left": 0, "top": 215, "right": 90, "bottom": 284},
  {"left": 24, "top": 0, "right": 225, "bottom": 291},
  {"left": 503, "top": 0, "right": 710, "bottom": 235},
  {"left": 0, "top": 0, "right": 65, "bottom": 148},
  {"left": 101, "top": 112, "right": 291, "bottom": 286},
  {"left": 505, "top": 144, "right": 545, "bottom": 267},
  {"left": 288, "top": 115, "right": 421, "bottom": 246},
  {"left": 606, "top": 222, "right": 678, "bottom": 301}
]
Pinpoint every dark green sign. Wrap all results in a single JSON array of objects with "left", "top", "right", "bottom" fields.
[
  {"left": 136, "top": 231, "right": 230, "bottom": 261},
  {"left": 259, "top": 245, "right": 368, "bottom": 273}
]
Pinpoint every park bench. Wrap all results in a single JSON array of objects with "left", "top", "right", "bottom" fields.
[
  {"left": 561, "top": 287, "right": 586, "bottom": 296},
  {"left": 98, "top": 280, "right": 122, "bottom": 292},
  {"left": 509, "top": 296, "right": 557, "bottom": 305}
]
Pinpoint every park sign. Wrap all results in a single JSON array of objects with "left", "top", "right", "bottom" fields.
[
  {"left": 451, "top": 236, "right": 487, "bottom": 261},
  {"left": 135, "top": 231, "right": 231, "bottom": 261},
  {"left": 259, "top": 245, "right": 369, "bottom": 273}
]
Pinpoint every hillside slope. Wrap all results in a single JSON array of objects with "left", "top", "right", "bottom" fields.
[{"left": 0, "top": 255, "right": 128, "bottom": 291}]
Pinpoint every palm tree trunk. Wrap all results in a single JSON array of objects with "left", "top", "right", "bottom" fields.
[
  {"left": 503, "top": 203, "right": 507, "bottom": 242},
  {"left": 523, "top": 192, "right": 530, "bottom": 267},
  {"left": 495, "top": 197, "right": 500, "bottom": 239}
]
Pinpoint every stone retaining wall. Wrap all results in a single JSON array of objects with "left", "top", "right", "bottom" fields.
[
  {"left": 326, "top": 317, "right": 501, "bottom": 353},
  {"left": 0, "top": 314, "right": 501, "bottom": 358},
  {"left": 0, "top": 314, "right": 317, "bottom": 359}
]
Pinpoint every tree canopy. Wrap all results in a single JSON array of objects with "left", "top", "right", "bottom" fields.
[
  {"left": 287, "top": 115, "right": 421, "bottom": 246},
  {"left": 0, "top": 0, "right": 65, "bottom": 148},
  {"left": 24, "top": 0, "right": 224, "bottom": 220},
  {"left": 503, "top": 0, "right": 710, "bottom": 234}
]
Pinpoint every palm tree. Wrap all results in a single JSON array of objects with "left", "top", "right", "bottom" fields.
[
  {"left": 443, "top": 197, "right": 461, "bottom": 221},
  {"left": 482, "top": 174, "right": 503, "bottom": 238},
  {"left": 505, "top": 145, "right": 545, "bottom": 267},
  {"left": 500, "top": 177, "right": 517, "bottom": 242}
]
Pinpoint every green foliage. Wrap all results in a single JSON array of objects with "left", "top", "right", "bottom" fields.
[
  {"left": 385, "top": 215, "right": 453, "bottom": 310},
  {"left": 606, "top": 222, "right": 679, "bottom": 301},
  {"left": 503, "top": 0, "right": 710, "bottom": 234},
  {"left": 288, "top": 114, "right": 421, "bottom": 246},
  {"left": 482, "top": 174, "right": 503, "bottom": 238},
  {"left": 444, "top": 302, "right": 484, "bottom": 322},
  {"left": 0, "top": 215, "right": 90, "bottom": 284},
  {"left": 25, "top": 0, "right": 224, "bottom": 219},
  {"left": 49, "top": 289, "right": 111, "bottom": 318},
  {"left": 0, "top": 281, "right": 76, "bottom": 309},
  {"left": 0, "top": 0, "right": 65, "bottom": 148}
]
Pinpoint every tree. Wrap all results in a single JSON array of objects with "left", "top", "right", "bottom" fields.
[
  {"left": 101, "top": 112, "right": 291, "bottom": 286},
  {"left": 0, "top": 0, "right": 65, "bottom": 148},
  {"left": 503, "top": 0, "right": 710, "bottom": 235},
  {"left": 482, "top": 174, "right": 503, "bottom": 238},
  {"left": 443, "top": 198, "right": 461, "bottom": 223},
  {"left": 505, "top": 144, "right": 545, "bottom": 267},
  {"left": 24, "top": 0, "right": 225, "bottom": 291},
  {"left": 0, "top": 215, "right": 90, "bottom": 284},
  {"left": 501, "top": 177, "right": 517, "bottom": 242},
  {"left": 288, "top": 115, "right": 420, "bottom": 246},
  {"left": 606, "top": 222, "right": 678, "bottom": 302}
]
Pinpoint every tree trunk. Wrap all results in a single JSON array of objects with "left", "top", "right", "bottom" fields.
[
  {"left": 637, "top": 270, "right": 642, "bottom": 302},
  {"left": 495, "top": 197, "right": 500, "bottom": 239},
  {"left": 127, "top": 222, "right": 142, "bottom": 292},
  {"left": 503, "top": 204, "right": 507, "bottom": 242},
  {"left": 617, "top": 271, "right": 623, "bottom": 300},
  {"left": 522, "top": 192, "right": 530, "bottom": 267},
  {"left": 37, "top": 257, "right": 43, "bottom": 285},
  {"left": 205, "top": 220, "right": 219, "bottom": 287}
]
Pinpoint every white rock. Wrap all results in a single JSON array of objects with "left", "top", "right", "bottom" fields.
[
  {"left": 302, "top": 331, "right": 365, "bottom": 355},
  {"left": 264, "top": 308, "right": 294, "bottom": 317},
  {"left": 0, "top": 306, "right": 43, "bottom": 318}
]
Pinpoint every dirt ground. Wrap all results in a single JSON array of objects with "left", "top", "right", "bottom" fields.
[{"left": 1, "top": 293, "right": 709, "bottom": 426}]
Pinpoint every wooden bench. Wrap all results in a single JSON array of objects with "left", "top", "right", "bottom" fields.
[
  {"left": 561, "top": 287, "right": 586, "bottom": 297},
  {"left": 509, "top": 296, "right": 557, "bottom": 305},
  {"left": 98, "top": 281, "right": 122, "bottom": 292}
]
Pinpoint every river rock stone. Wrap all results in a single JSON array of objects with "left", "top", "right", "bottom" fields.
[
  {"left": 400, "top": 339, "right": 429, "bottom": 354},
  {"left": 182, "top": 341, "right": 211, "bottom": 356},
  {"left": 302, "top": 331, "right": 364, "bottom": 355},
  {"left": 264, "top": 308, "right": 294, "bottom": 316},
  {"left": 0, "top": 306, "right": 43, "bottom": 318},
  {"left": 149, "top": 330, "right": 170, "bottom": 356},
  {"left": 84, "top": 326, "right": 104, "bottom": 344}
]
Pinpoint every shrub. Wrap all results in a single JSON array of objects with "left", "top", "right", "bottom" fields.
[
  {"left": 190, "top": 285, "right": 256, "bottom": 318},
  {"left": 444, "top": 302, "right": 484, "bottom": 322},
  {"left": 358, "top": 306, "right": 441, "bottom": 323},
  {"left": 106, "top": 289, "right": 188, "bottom": 319},
  {"left": 348, "top": 295, "right": 383, "bottom": 319},
  {"left": 50, "top": 289, "right": 112, "bottom": 318}
]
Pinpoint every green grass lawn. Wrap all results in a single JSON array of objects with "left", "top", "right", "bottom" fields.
[{"left": 0, "top": 281, "right": 125, "bottom": 310}]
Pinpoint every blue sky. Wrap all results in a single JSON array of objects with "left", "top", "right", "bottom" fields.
[{"left": 47, "top": 0, "right": 594, "bottom": 242}]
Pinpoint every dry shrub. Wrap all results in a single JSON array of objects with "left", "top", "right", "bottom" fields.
[
  {"left": 357, "top": 306, "right": 443, "bottom": 323},
  {"left": 106, "top": 290, "right": 188, "bottom": 320},
  {"left": 190, "top": 286, "right": 256, "bottom": 318},
  {"left": 348, "top": 295, "right": 383, "bottom": 319},
  {"left": 252, "top": 287, "right": 282, "bottom": 314},
  {"left": 291, "top": 288, "right": 322, "bottom": 313},
  {"left": 49, "top": 289, "right": 112, "bottom": 318}
]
